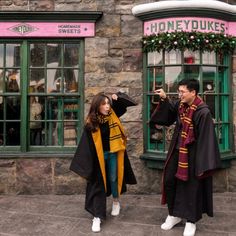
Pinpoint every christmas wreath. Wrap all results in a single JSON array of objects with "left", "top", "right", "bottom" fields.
[{"left": 142, "top": 31, "right": 236, "bottom": 53}]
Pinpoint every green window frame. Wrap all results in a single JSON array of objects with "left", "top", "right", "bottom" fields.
[
  {"left": 0, "top": 39, "right": 84, "bottom": 153},
  {"left": 142, "top": 49, "right": 233, "bottom": 168}
]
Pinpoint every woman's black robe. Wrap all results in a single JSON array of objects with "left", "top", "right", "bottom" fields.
[
  {"left": 150, "top": 98, "right": 221, "bottom": 222},
  {"left": 70, "top": 96, "right": 137, "bottom": 219}
]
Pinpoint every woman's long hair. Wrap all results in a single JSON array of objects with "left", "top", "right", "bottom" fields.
[{"left": 85, "top": 92, "right": 111, "bottom": 132}]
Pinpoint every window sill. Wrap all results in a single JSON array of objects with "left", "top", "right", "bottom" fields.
[
  {"left": 0, "top": 153, "right": 74, "bottom": 159},
  {"left": 140, "top": 152, "right": 236, "bottom": 170}
]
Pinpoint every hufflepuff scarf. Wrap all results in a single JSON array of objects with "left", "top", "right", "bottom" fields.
[
  {"left": 97, "top": 108, "right": 126, "bottom": 152},
  {"left": 176, "top": 96, "right": 203, "bottom": 181}
]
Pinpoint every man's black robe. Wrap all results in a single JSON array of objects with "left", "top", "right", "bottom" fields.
[
  {"left": 70, "top": 95, "right": 137, "bottom": 219},
  {"left": 150, "top": 99, "right": 221, "bottom": 222}
]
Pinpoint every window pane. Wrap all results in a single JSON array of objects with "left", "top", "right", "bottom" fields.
[
  {"left": 184, "top": 50, "right": 200, "bottom": 64},
  {"left": 30, "top": 69, "right": 45, "bottom": 93},
  {"left": 6, "top": 96, "right": 20, "bottom": 120},
  {"left": 202, "top": 52, "right": 216, "bottom": 64},
  {"left": 64, "top": 99, "right": 80, "bottom": 120},
  {"left": 6, "top": 44, "right": 20, "bottom": 67},
  {"left": 165, "top": 50, "right": 181, "bottom": 64},
  {"left": 29, "top": 96, "right": 44, "bottom": 145},
  {"left": 64, "top": 121, "right": 77, "bottom": 146},
  {"left": 219, "top": 123, "right": 229, "bottom": 150},
  {"left": 148, "top": 51, "right": 163, "bottom": 65},
  {"left": 47, "top": 98, "right": 60, "bottom": 120},
  {"left": 64, "top": 44, "right": 79, "bottom": 67},
  {"left": 6, "top": 70, "right": 20, "bottom": 92},
  {"left": 183, "top": 65, "right": 200, "bottom": 80},
  {"left": 5, "top": 97, "right": 21, "bottom": 146},
  {"left": 0, "top": 44, "right": 3, "bottom": 67},
  {"left": 217, "top": 53, "right": 224, "bottom": 65},
  {"left": 47, "top": 69, "right": 61, "bottom": 93},
  {"left": 165, "top": 66, "right": 181, "bottom": 92},
  {"left": 30, "top": 44, "right": 45, "bottom": 67},
  {"left": 47, "top": 44, "right": 61, "bottom": 68},
  {"left": 64, "top": 69, "right": 78, "bottom": 93},
  {"left": 0, "top": 69, "right": 4, "bottom": 93},
  {"left": 44, "top": 121, "right": 61, "bottom": 145}
]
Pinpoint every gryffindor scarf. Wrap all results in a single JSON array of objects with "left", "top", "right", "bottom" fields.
[{"left": 176, "top": 96, "right": 203, "bottom": 181}]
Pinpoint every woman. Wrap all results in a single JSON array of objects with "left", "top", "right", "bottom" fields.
[{"left": 70, "top": 92, "right": 137, "bottom": 233}]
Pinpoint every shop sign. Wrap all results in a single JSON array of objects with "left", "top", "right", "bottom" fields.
[
  {"left": 0, "top": 22, "right": 95, "bottom": 37},
  {"left": 144, "top": 17, "right": 236, "bottom": 36}
]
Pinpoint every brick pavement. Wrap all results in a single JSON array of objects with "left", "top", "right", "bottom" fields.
[{"left": 0, "top": 192, "right": 235, "bottom": 236}]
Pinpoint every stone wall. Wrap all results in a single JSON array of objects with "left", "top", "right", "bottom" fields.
[{"left": 0, "top": 0, "right": 235, "bottom": 194}]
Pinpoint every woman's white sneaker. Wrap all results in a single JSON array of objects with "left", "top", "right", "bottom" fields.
[
  {"left": 111, "top": 202, "right": 120, "bottom": 216},
  {"left": 92, "top": 217, "right": 101, "bottom": 232},
  {"left": 161, "top": 215, "right": 182, "bottom": 230},
  {"left": 183, "top": 222, "right": 196, "bottom": 236}
]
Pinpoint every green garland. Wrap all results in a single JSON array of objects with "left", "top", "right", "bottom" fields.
[{"left": 142, "top": 31, "right": 236, "bottom": 53}]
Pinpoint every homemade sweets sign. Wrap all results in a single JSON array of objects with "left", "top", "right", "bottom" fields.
[
  {"left": 0, "top": 22, "right": 95, "bottom": 37},
  {"left": 144, "top": 17, "right": 236, "bottom": 36}
]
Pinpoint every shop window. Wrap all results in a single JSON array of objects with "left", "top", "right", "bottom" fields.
[
  {"left": 144, "top": 50, "right": 231, "bottom": 161},
  {"left": 0, "top": 40, "right": 83, "bottom": 152}
]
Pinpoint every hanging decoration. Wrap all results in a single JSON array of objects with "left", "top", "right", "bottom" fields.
[{"left": 142, "top": 31, "right": 236, "bottom": 53}]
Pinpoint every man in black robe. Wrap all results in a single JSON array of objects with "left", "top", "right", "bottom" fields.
[{"left": 150, "top": 79, "right": 221, "bottom": 236}]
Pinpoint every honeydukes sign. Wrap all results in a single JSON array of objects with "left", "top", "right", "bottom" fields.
[
  {"left": 132, "top": 0, "right": 236, "bottom": 36},
  {"left": 144, "top": 17, "right": 232, "bottom": 35}
]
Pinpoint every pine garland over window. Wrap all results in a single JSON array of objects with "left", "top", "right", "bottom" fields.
[{"left": 142, "top": 31, "right": 236, "bottom": 53}]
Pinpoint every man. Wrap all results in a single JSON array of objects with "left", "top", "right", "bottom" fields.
[{"left": 150, "top": 79, "right": 221, "bottom": 236}]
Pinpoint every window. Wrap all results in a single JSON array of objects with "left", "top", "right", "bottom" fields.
[
  {"left": 144, "top": 49, "right": 231, "bottom": 157},
  {"left": 0, "top": 40, "right": 84, "bottom": 152}
]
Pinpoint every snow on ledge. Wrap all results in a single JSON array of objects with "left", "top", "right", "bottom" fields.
[{"left": 132, "top": 0, "right": 236, "bottom": 16}]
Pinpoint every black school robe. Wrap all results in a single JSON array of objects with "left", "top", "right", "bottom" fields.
[
  {"left": 70, "top": 96, "right": 137, "bottom": 219},
  {"left": 150, "top": 98, "right": 221, "bottom": 222}
]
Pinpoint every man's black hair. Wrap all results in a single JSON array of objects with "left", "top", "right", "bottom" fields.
[{"left": 178, "top": 78, "right": 199, "bottom": 95}]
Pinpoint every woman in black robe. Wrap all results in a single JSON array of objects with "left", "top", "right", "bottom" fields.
[
  {"left": 70, "top": 92, "right": 137, "bottom": 233},
  {"left": 150, "top": 79, "right": 221, "bottom": 236}
]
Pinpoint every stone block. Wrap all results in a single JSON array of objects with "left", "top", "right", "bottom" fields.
[
  {"left": 53, "top": 159, "right": 86, "bottom": 194},
  {"left": 29, "top": 0, "right": 54, "bottom": 11},
  {"left": 105, "top": 58, "right": 123, "bottom": 73},
  {"left": 122, "top": 121, "right": 143, "bottom": 139},
  {"left": 85, "top": 37, "right": 109, "bottom": 58},
  {"left": 16, "top": 159, "right": 53, "bottom": 194},
  {"left": 121, "top": 15, "right": 143, "bottom": 37},
  {"left": 109, "top": 49, "right": 123, "bottom": 57},
  {"left": 96, "top": 14, "right": 121, "bottom": 37},
  {"left": 85, "top": 73, "right": 109, "bottom": 87},
  {"left": 55, "top": 0, "right": 97, "bottom": 11},
  {"left": 213, "top": 169, "right": 228, "bottom": 192},
  {"left": 85, "top": 57, "right": 105, "bottom": 73},
  {"left": 97, "top": 0, "right": 115, "bottom": 13},
  {"left": 0, "top": 160, "right": 16, "bottom": 194},
  {"left": 110, "top": 36, "right": 142, "bottom": 50},
  {"left": 123, "top": 49, "right": 142, "bottom": 72},
  {"left": 228, "top": 160, "right": 236, "bottom": 191}
]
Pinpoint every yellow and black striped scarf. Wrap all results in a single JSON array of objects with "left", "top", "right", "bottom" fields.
[
  {"left": 176, "top": 96, "right": 203, "bottom": 181},
  {"left": 97, "top": 108, "right": 126, "bottom": 153}
]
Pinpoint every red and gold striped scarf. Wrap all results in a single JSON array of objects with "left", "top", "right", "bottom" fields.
[{"left": 176, "top": 96, "right": 203, "bottom": 181}]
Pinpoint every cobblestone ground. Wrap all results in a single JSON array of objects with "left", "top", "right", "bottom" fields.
[{"left": 0, "top": 192, "right": 235, "bottom": 236}]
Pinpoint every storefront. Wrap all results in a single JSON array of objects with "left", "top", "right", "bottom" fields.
[
  {"left": 0, "top": 12, "right": 102, "bottom": 152},
  {"left": 132, "top": 0, "right": 236, "bottom": 170},
  {"left": 0, "top": 0, "right": 235, "bottom": 195}
]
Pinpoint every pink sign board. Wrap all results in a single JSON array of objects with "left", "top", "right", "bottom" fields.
[
  {"left": 144, "top": 17, "right": 236, "bottom": 37},
  {"left": 0, "top": 22, "right": 95, "bottom": 37}
]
